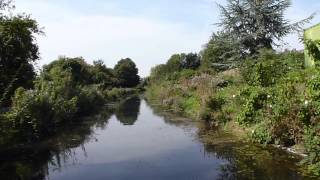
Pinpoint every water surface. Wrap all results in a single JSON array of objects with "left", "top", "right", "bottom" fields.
[{"left": 0, "top": 97, "right": 314, "bottom": 180}]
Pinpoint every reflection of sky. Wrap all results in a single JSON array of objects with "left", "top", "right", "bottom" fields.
[{"left": 49, "top": 100, "right": 226, "bottom": 180}]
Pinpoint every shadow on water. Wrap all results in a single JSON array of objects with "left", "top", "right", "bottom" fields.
[{"left": 0, "top": 96, "right": 317, "bottom": 180}]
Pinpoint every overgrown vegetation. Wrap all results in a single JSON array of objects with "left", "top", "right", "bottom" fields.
[
  {"left": 146, "top": 0, "right": 320, "bottom": 176},
  {"left": 0, "top": 1, "right": 141, "bottom": 147}
]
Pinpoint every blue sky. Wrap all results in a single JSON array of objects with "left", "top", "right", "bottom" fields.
[{"left": 15, "top": 0, "right": 320, "bottom": 76}]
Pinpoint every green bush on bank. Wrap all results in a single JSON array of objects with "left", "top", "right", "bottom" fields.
[
  {"left": 4, "top": 87, "right": 78, "bottom": 142},
  {"left": 0, "top": 56, "right": 141, "bottom": 145},
  {"left": 146, "top": 49, "right": 320, "bottom": 174}
]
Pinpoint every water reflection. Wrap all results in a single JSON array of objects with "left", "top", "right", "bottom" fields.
[
  {"left": 0, "top": 97, "right": 316, "bottom": 180},
  {"left": 146, "top": 100, "right": 315, "bottom": 180},
  {"left": 115, "top": 97, "right": 141, "bottom": 125},
  {"left": 0, "top": 107, "right": 112, "bottom": 180},
  {"left": 196, "top": 124, "right": 318, "bottom": 180}
]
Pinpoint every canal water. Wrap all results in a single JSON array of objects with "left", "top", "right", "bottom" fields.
[{"left": 0, "top": 97, "right": 315, "bottom": 180}]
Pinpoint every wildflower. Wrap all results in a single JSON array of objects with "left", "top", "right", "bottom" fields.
[
  {"left": 269, "top": 105, "right": 273, "bottom": 108},
  {"left": 305, "top": 100, "right": 309, "bottom": 105},
  {"left": 232, "top": 95, "right": 236, "bottom": 98},
  {"left": 267, "top": 95, "right": 271, "bottom": 98}
]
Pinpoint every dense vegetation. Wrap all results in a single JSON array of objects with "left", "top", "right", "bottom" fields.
[
  {"left": 146, "top": 0, "right": 320, "bottom": 176},
  {"left": 0, "top": 1, "right": 141, "bottom": 147}
]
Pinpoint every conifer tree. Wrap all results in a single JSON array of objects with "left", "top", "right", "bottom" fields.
[{"left": 218, "top": 0, "right": 314, "bottom": 55}]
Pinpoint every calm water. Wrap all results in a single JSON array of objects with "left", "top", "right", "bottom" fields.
[{"left": 0, "top": 97, "right": 315, "bottom": 180}]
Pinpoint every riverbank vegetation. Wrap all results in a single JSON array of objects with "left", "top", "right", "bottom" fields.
[
  {"left": 0, "top": 96, "right": 141, "bottom": 180},
  {"left": 146, "top": 0, "right": 320, "bottom": 175},
  {"left": 0, "top": 1, "right": 141, "bottom": 148}
]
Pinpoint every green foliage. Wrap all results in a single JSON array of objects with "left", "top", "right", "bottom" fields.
[
  {"left": 149, "top": 53, "right": 202, "bottom": 85},
  {"left": 206, "top": 96, "right": 226, "bottom": 111},
  {"left": 1, "top": 55, "right": 141, "bottom": 145},
  {"left": 114, "top": 58, "right": 140, "bottom": 87},
  {"left": 237, "top": 86, "right": 268, "bottom": 126},
  {"left": 0, "top": 8, "right": 42, "bottom": 106},
  {"left": 149, "top": 54, "right": 185, "bottom": 82},
  {"left": 92, "top": 60, "right": 116, "bottom": 88},
  {"left": 4, "top": 87, "right": 78, "bottom": 141},
  {"left": 200, "top": 96, "right": 229, "bottom": 123},
  {"left": 42, "top": 57, "right": 93, "bottom": 86},
  {"left": 181, "top": 95, "right": 201, "bottom": 116},
  {"left": 305, "top": 39, "right": 320, "bottom": 61},
  {"left": 180, "top": 53, "right": 200, "bottom": 70},
  {"left": 145, "top": 0, "right": 318, "bottom": 176},
  {"left": 241, "top": 50, "right": 304, "bottom": 87},
  {"left": 166, "top": 54, "right": 184, "bottom": 73},
  {"left": 303, "top": 124, "right": 320, "bottom": 176},
  {"left": 251, "top": 122, "right": 273, "bottom": 145},
  {"left": 201, "top": 32, "right": 241, "bottom": 70},
  {"left": 218, "top": 0, "right": 313, "bottom": 55},
  {"left": 77, "top": 85, "right": 105, "bottom": 115},
  {"left": 105, "top": 88, "right": 139, "bottom": 101}
]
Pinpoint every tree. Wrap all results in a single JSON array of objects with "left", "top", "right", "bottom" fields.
[
  {"left": 0, "top": 1, "right": 42, "bottom": 107},
  {"left": 114, "top": 58, "right": 140, "bottom": 87},
  {"left": 201, "top": 31, "right": 241, "bottom": 70},
  {"left": 166, "top": 54, "right": 184, "bottom": 73},
  {"left": 181, "top": 53, "right": 201, "bottom": 70},
  {"left": 92, "top": 60, "right": 116, "bottom": 88},
  {"left": 218, "top": 0, "right": 313, "bottom": 55},
  {"left": 42, "top": 57, "right": 92, "bottom": 86}
]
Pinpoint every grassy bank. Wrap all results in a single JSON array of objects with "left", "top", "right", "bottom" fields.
[{"left": 146, "top": 50, "right": 320, "bottom": 175}]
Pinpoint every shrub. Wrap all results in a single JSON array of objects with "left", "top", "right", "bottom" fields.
[
  {"left": 241, "top": 50, "right": 304, "bottom": 87},
  {"left": 200, "top": 95, "right": 227, "bottom": 123},
  {"left": 251, "top": 122, "right": 273, "bottom": 145},
  {"left": 105, "top": 88, "right": 138, "bottom": 101},
  {"left": 237, "top": 86, "right": 268, "bottom": 126},
  {"left": 5, "top": 87, "right": 78, "bottom": 141},
  {"left": 77, "top": 86, "right": 105, "bottom": 115},
  {"left": 303, "top": 124, "right": 320, "bottom": 176}
]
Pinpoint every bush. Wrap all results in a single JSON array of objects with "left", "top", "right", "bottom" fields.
[
  {"left": 200, "top": 96, "right": 227, "bottom": 123},
  {"left": 251, "top": 122, "right": 273, "bottom": 145},
  {"left": 241, "top": 50, "right": 304, "bottom": 87},
  {"left": 77, "top": 85, "right": 105, "bottom": 115},
  {"left": 4, "top": 87, "right": 78, "bottom": 141},
  {"left": 303, "top": 124, "right": 320, "bottom": 176},
  {"left": 105, "top": 88, "right": 138, "bottom": 101},
  {"left": 237, "top": 86, "right": 268, "bottom": 126}
]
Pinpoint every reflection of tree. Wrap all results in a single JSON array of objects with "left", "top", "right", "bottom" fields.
[
  {"left": 144, "top": 99, "right": 189, "bottom": 127},
  {"left": 197, "top": 128, "right": 305, "bottom": 180},
  {"left": 146, "top": 99, "right": 307, "bottom": 179},
  {"left": 115, "top": 96, "right": 141, "bottom": 125},
  {"left": 0, "top": 108, "right": 112, "bottom": 180}
]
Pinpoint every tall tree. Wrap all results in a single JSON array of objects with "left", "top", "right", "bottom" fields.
[
  {"left": 92, "top": 60, "right": 116, "bottom": 88},
  {"left": 114, "top": 58, "right": 140, "bottom": 87},
  {"left": 0, "top": 0, "right": 42, "bottom": 107},
  {"left": 218, "top": 0, "right": 313, "bottom": 55},
  {"left": 181, "top": 53, "right": 201, "bottom": 70}
]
